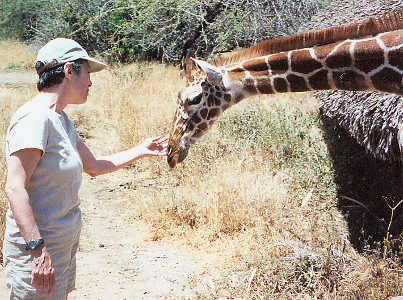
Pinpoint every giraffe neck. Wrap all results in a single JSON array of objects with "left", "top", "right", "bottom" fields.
[{"left": 223, "top": 30, "right": 403, "bottom": 98}]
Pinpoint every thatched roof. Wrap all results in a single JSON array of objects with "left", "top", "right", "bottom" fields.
[{"left": 300, "top": 0, "right": 403, "bottom": 164}]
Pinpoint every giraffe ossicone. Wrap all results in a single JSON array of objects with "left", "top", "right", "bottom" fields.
[{"left": 167, "top": 10, "right": 403, "bottom": 168}]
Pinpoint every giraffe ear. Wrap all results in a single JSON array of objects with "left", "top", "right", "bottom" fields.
[
  {"left": 191, "top": 58, "right": 223, "bottom": 86},
  {"left": 182, "top": 51, "right": 199, "bottom": 83}
]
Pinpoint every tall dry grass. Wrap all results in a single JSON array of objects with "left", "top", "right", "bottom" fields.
[
  {"left": 0, "top": 40, "right": 401, "bottom": 298},
  {"left": 0, "top": 40, "right": 36, "bottom": 70}
]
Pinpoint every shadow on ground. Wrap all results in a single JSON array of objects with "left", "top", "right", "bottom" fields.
[{"left": 320, "top": 115, "right": 402, "bottom": 255}]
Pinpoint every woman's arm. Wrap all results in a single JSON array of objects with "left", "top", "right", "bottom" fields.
[
  {"left": 6, "top": 149, "right": 43, "bottom": 243},
  {"left": 5, "top": 148, "right": 55, "bottom": 296},
  {"left": 77, "top": 136, "right": 168, "bottom": 177}
]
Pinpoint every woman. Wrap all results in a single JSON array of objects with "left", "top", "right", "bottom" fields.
[{"left": 3, "top": 38, "right": 168, "bottom": 299}]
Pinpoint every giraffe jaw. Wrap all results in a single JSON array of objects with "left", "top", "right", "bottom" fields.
[{"left": 167, "top": 143, "right": 190, "bottom": 168}]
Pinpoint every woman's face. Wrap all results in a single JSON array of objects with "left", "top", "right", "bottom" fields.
[{"left": 69, "top": 61, "right": 92, "bottom": 104}]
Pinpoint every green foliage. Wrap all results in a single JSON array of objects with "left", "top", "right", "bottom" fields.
[
  {"left": 0, "top": 0, "right": 48, "bottom": 39},
  {"left": 0, "top": 0, "right": 325, "bottom": 63}
]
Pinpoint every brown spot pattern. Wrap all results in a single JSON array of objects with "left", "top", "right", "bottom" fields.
[
  {"left": 200, "top": 108, "right": 208, "bottom": 119},
  {"left": 207, "top": 95, "right": 215, "bottom": 106},
  {"left": 354, "top": 39, "right": 384, "bottom": 73},
  {"left": 242, "top": 58, "right": 268, "bottom": 72},
  {"left": 371, "top": 68, "right": 403, "bottom": 94},
  {"left": 314, "top": 42, "right": 341, "bottom": 60},
  {"left": 287, "top": 74, "right": 308, "bottom": 92},
  {"left": 224, "top": 94, "right": 231, "bottom": 102},
  {"left": 326, "top": 42, "right": 352, "bottom": 69},
  {"left": 207, "top": 108, "right": 220, "bottom": 120},
  {"left": 268, "top": 53, "right": 288, "bottom": 74},
  {"left": 309, "top": 70, "right": 330, "bottom": 90},
  {"left": 389, "top": 48, "right": 403, "bottom": 70},
  {"left": 291, "top": 50, "right": 322, "bottom": 74},
  {"left": 214, "top": 97, "right": 222, "bottom": 106},
  {"left": 191, "top": 114, "right": 201, "bottom": 124},
  {"left": 256, "top": 78, "right": 273, "bottom": 94},
  {"left": 273, "top": 77, "right": 288, "bottom": 93},
  {"left": 198, "top": 122, "right": 208, "bottom": 130},
  {"left": 243, "top": 78, "right": 257, "bottom": 94},
  {"left": 333, "top": 71, "right": 368, "bottom": 91}
]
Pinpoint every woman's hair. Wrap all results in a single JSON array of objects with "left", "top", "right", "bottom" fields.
[{"left": 35, "top": 59, "right": 84, "bottom": 91}]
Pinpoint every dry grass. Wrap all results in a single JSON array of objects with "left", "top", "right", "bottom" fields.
[
  {"left": 0, "top": 40, "right": 401, "bottom": 298},
  {"left": 0, "top": 40, "right": 36, "bottom": 70}
]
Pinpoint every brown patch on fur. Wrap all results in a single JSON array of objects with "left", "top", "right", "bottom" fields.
[
  {"left": 243, "top": 78, "right": 258, "bottom": 94},
  {"left": 207, "top": 108, "right": 220, "bottom": 119},
  {"left": 256, "top": 78, "right": 274, "bottom": 94},
  {"left": 314, "top": 42, "right": 341, "bottom": 60},
  {"left": 389, "top": 48, "right": 403, "bottom": 70},
  {"left": 200, "top": 108, "right": 208, "bottom": 119},
  {"left": 242, "top": 57, "right": 268, "bottom": 72},
  {"left": 309, "top": 70, "right": 330, "bottom": 90},
  {"left": 273, "top": 77, "right": 288, "bottom": 93},
  {"left": 291, "top": 49, "right": 322, "bottom": 74},
  {"left": 287, "top": 74, "right": 308, "bottom": 92},
  {"left": 333, "top": 71, "right": 368, "bottom": 91},
  {"left": 268, "top": 53, "right": 289, "bottom": 74},
  {"left": 326, "top": 42, "right": 352, "bottom": 69},
  {"left": 371, "top": 68, "right": 403, "bottom": 94},
  {"left": 207, "top": 95, "right": 215, "bottom": 106},
  {"left": 354, "top": 39, "right": 385, "bottom": 73}
]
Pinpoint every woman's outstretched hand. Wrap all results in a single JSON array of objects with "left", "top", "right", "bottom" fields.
[{"left": 139, "top": 136, "right": 168, "bottom": 157}]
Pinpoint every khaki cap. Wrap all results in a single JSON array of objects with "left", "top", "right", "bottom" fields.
[{"left": 36, "top": 38, "right": 108, "bottom": 75}]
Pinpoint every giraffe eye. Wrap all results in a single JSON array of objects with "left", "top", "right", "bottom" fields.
[{"left": 188, "top": 94, "right": 202, "bottom": 105}]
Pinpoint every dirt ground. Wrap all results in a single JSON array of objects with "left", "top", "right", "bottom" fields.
[{"left": 0, "top": 70, "right": 216, "bottom": 299}]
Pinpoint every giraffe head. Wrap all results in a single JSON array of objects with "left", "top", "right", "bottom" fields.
[{"left": 167, "top": 55, "right": 237, "bottom": 168}]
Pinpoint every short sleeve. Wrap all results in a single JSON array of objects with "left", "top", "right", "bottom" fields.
[{"left": 6, "top": 111, "right": 49, "bottom": 157}]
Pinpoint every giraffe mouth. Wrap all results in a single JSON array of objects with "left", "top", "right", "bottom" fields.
[{"left": 167, "top": 144, "right": 189, "bottom": 168}]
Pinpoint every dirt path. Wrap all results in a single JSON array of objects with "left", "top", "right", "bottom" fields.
[
  {"left": 0, "top": 69, "right": 36, "bottom": 88},
  {"left": 70, "top": 173, "right": 207, "bottom": 299},
  {"left": 0, "top": 172, "right": 208, "bottom": 299},
  {"left": 0, "top": 70, "right": 214, "bottom": 299}
]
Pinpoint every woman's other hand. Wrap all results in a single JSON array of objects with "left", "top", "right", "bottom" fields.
[
  {"left": 31, "top": 245, "right": 55, "bottom": 296},
  {"left": 139, "top": 136, "right": 168, "bottom": 157}
]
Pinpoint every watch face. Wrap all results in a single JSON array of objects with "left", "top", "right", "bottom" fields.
[{"left": 27, "top": 239, "right": 44, "bottom": 250}]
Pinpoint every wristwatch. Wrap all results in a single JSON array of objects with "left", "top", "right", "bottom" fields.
[{"left": 25, "top": 239, "right": 45, "bottom": 251}]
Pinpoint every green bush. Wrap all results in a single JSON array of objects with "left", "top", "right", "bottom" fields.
[
  {"left": 0, "top": 0, "right": 48, "bottom": 40},
  {"left": 1, "top": 0, "right": 325, "bottom": 63}
]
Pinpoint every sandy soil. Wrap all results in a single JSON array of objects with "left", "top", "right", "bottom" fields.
[
  {"left": 0, "top": 69, "right": 37, "bottom": 88},
  {"left": 0, "top": 70, "right": 216, "bottom": 299}
]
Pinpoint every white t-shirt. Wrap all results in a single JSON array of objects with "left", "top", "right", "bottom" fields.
[{"left": 5, "top": 100, "right": 83, "bottom": 245}]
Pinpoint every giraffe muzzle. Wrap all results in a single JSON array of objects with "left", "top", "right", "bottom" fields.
[{"left": 167, "top": 144, "right": 189, "bottom": 168}]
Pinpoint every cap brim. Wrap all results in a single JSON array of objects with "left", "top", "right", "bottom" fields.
[{"left": 86, "top": 57, "right": 108, "bottom": 73}]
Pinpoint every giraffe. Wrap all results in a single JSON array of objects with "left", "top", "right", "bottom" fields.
[{"left": 167, "top": 10, "right": 403, "bottom": 168}]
